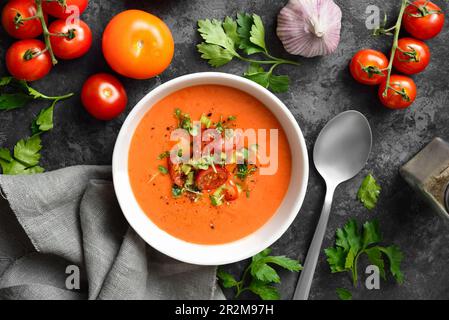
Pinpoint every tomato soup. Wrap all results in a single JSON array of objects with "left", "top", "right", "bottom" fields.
[{"left": 128, "top": 85, "right": 292, "bottom": 244}]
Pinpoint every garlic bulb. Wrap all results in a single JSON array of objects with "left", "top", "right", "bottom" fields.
[{"left": 277, "top": 0, "right": 342, "bottom": 58}]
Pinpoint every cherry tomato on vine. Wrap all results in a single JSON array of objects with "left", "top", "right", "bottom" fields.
[
  {"left": 378, "top": 75, "right": 417, "bottom": 109},
  {"left": 42, "top": 0, "right": 88, "bottom": 19},
  {"left": 393, "top": 38, "right": 430, "bottom": 75},
  {"left": 81, "top": 73, "right": 127, "bottom": 121},
  {"left": 403, "top": 0, "right": 445, "bottom": 40},
  {"left": 1, "top": 0, "right": 48, "bottom": 39},
  {"left": 350, "top": 49, "right": 389, "bottom": 85},
  {"left": 6, "top": 39, "right": 52, "bottom": 81},
  {"left": 102, "top": 10, "right": 174, "bottom": 79},
  {"left": 49, "top": 19, "right": 92, "bottom": 60}
]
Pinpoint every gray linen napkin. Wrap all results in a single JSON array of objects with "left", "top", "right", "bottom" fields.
[{"left": 0, "top": 166, "right": 224, "bottom": 300}]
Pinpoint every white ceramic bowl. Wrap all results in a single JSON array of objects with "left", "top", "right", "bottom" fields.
[{"left": 113, "top": 72, "right": 309, "bottom": 265}]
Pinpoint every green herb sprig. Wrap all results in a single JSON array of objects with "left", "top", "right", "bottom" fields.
[
  {"left": 0, "top": 76, "right": 73, "bottom": 111},
  {"left": 218, "top": 248, "right": 302, "bottom": 300},
  {"left": 325, "top": 219, "right": 404, "bottom": 288},
  {"left": 0, "top": 100, "right": 58, "bottom": 175},
  {"left": 197, "top": 13, "right": 300, "bottom": 93}
]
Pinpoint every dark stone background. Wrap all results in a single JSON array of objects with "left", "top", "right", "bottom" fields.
[{"left": 1, "top": 0, "right": 449, "bottom": 300}]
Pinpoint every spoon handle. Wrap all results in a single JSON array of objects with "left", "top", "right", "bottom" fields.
[{"left": 293, "top": 184, "right": 336, "bottom": 300}]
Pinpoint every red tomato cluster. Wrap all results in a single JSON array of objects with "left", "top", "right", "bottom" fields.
[
  {"left": 350, "top": 0, "right": 444, "bottom": 110},
  {"left": 2, "top": 0, "right": 92, "bottom": 81}
]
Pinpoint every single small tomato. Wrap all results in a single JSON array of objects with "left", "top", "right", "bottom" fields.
[
  {"left": 393, "top": 38, "right": 430, "bottom": 75},
  {"left": 403, "top": 0, "right": 445, "bottom": 40},
  {"left": 224, "top": 180, "right": 240, "bottom": 201},
  {"left": 81, "top": 73, "right": 127, "bottom": 121},
  {"left": 167, "top": 158, "right": 185, "bottom": 187},
  {"left": 378, "top": 75, "right": 417, "bottom": 109},
  {"left": 1, "top": 0, "right": 47, "bottom": 39},
  {"left": 102, "top": 10, "right": 174, "bottom": 79},
  {"left": 350, "top": 49, "right": 389, "bottom": 85},
  {"left": 49, "top": 19, "right": 92, "bottom": 60},
  {"left": 6, "top": 39, "right": 52, "bottom": 81},
  {"left": 196, "top": 167, "right": 229, "bottom": 191},
  {"left": 43, "top": 0, "right": 88, "bottom": 19}
]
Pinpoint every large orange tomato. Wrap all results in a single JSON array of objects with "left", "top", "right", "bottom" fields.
[{"left": 102, "top": 10, "right": 174, "bottom": 79}]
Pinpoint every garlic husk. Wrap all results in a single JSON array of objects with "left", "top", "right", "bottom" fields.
[{"left": 277, "top": 0, "right": 342, "bottom": 58}]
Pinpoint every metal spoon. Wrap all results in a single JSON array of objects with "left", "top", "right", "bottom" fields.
[{"left": 293, "top": 110, "right": 372, "bottom": 300}]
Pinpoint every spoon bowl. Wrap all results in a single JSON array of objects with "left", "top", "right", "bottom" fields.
[
  {"left": 294, "top": 110, "right": 372, "bottom": 300},
  {"left": 314, "top": 110, "right": 372, "bottom": 185}
]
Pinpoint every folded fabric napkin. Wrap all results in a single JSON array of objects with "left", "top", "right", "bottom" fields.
[{"left": 0, "top": 166, "right": 224, "bottom": 300}]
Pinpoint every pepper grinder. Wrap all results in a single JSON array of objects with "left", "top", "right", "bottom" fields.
[{"left": 400, "top": 137, "right": 449, "bottom": 220}]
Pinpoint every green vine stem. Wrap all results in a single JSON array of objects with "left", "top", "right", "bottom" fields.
[
  {"left": 35, "top": 0, "right": 58, "bottom": 65},
  {"left": 382, "top": 0, "right": 409, "bottom": 97}
]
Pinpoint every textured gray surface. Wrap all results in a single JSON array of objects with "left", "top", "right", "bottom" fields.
[{"left": 1, "top": 0, "right": 449, "bottom": 300}]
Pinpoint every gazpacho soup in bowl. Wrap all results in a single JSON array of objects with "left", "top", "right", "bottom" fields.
[{"left": 113, "top": 73, "right": 308, "bottom": 265}]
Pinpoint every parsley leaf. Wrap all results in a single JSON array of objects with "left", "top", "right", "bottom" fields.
[
  {"left": 217, "top": 248, "right": 301, "bottom": 300},
  {"left": 197, "top": 18, "right": 237, "bottom": 54},
  {"left": 0, "top": 78, "right": 73, "bottom": 111},
  {"left": 0, "top": 135, "right": 44, "bottom": 175},
  {"left": 379, "top": 246, "right": 404, "bottom": 284},
  {"left": 0, "top": 99, "right": 62, "bottom": 175},
  {"left": 14, "top": 135, "right": 42, "bottom": 167},
  {"left": 196, "top": 13, "right": 299, "bottom": 93},
  {"left": 364, "top": 247, "right": 386, "bottom": 279},
  {"left": 336, "top": 288, "right": 352, "bottom": 300},
  {"left": 236, "top": 13, "right": 264, "bottom": 55},
  {"left": 0, "top": 93, "right": 33, "bottom": 110},
  {"left": 31, "top": 102, "right": 56, "bottom": 135},
  {"left": 249, "top": 14, "right": 266, "bottom": 51},
  {"left": 325, "top": 219, "right": 405, "bottom": 288},
  {"left": 197, "top": 43, "right": 235, "bottom": 67},
  {"left": 217, "top": 268, "right": 238, "bottom": 288},
  {"left": 357, "top": 174, "right": 381, "bottom": 210},
  {"left": 249, "top": 279, "right": 280, "bottom": 300},
  {"left": 222, "top": 16, "right": 240, "bottom": 46}
]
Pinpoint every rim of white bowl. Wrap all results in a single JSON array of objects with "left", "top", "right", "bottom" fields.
[{"left": 112, "top": 72, "right": 309, "bottom": 265}]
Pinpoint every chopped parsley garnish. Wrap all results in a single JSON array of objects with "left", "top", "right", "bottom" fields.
[
  {"left": 236, "top": 163, "right": 256, "bottom": 180},
  {"left": 158, "top": 165, "right": 168, "bottom": 175},
  {"left": 172, "top": 185, "right": 183, "bottom": 198},
  {"left": 158, "top": 151, "right": 170, "bottom": 160},
  {"left": 200, "top": 114, "right": 212, "bottom": 128},
  {"left": 227, "top": 115, "right": 237, "bottom": 121}
]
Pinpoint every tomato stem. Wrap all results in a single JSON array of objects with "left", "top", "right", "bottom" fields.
[
  {"left": 383, "top": 0, "right": 408, "bottom": 98},
  {"left": 35, "top": 0, "right": 58, "bottom": 66}
]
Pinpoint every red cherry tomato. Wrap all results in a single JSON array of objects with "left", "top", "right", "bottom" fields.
[
  {"left": 81, "top": 73, "right": 127, "bottom": 121},
  {"left": 393, "top": 38, "right": 430, "bottom": 75},
  {"left": 49, "top": 19, "right": 92, "bottom": 60},
  {"left": 403, "top": 0, "right": 445, "bottom": 40},
  {"left": 1, "top": 0, "right": 47, "bottom": 39},
  {"left": 42, "top": 0, "right": 88, "bottom": 19},
  {"left": 378, "top": 75, "right": 417, "bottom": 109},
  {"left": 224, "top": 180, "right": 240, "bottom": 201},
  {"left": 6, "top": 39, "right": 52, "bottom": 81},
  {"left": 350, "top": 49, "right": 389, "bottom": 85},
  {"left": 196, "top": 167, "right": 229, "bottom": 191},
  {"left": 167, "top": 158, "right": 185, "bottom": 187}
]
